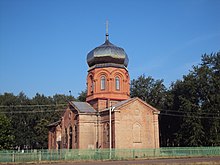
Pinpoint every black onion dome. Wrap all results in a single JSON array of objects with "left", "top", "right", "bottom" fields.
[{"left": 87, "top": 38, "right": 129, "bottom": 68}]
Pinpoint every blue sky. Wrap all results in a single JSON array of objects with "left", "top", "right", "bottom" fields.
[{"left": 0, "top": 0, "right": 220, "bottom": 98}]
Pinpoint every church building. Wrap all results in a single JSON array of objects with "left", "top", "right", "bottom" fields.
[{"left": 48, "top": 28, "right": 160, "bottom": 150}]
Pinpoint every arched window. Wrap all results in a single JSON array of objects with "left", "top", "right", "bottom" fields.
[
  {"left": 133, "top": 123, "right": 141, "bottom": 143},
  {"left": 65, "top": 128, "right": 68, "bottom": 148},
  {"left": 90, "top": 76, "right": 94, "bottom": 93},
  {"left": 103, "top": 123, "right": 110, "bottom": 143},
  {"left": 101, "top": 76, "right": 106, "bottom": 90},
  {"left": 115, "top": 77, "right": 120, "bottom": 90},
  {"left": 74, "top": 125, "right": 77, "bottom": 143},
  {"left": 69, "top": 127, "right": 73, "bottom": 149}
]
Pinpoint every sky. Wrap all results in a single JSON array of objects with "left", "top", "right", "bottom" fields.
[{"left": 0, "top": 0, "right": 220, "bottom": 98}]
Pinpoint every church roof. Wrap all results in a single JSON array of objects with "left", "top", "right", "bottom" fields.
[
  {"left": 70, "top": 101, "right": 96, "bottom": 113},
  {"left": 87, "top": 34, "right": 129, "bottom": 68},
  {"left": 113, "top": 97, "right": 160, "bottom": 113},
  {"left": 47, "top": 120, "right": 61, "bottom": 127},
  {"left": 113, "top": 98, "right": 133, "bottom": 108}
]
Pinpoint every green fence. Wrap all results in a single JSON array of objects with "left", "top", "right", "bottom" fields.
[{"left": 0, "top": 147, "right": 220, "bottom": 163}]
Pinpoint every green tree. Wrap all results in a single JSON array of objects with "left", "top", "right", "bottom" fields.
[
  {"left": 130, "top": 75, "right": 166, "bottom": 109},
  {"left": 0, "top": 113, "right": 14, "bottom": 149},
  {"left": 34, "top": 119, "right": 50, "bottom": 149},
  {"left": 31, "top": 93, "right": 58, "bottom": 149},
  {"left": 164, "top": 52, "right": 220, "bottom": 146},
  {"left": 53, "top": 94, "right": 75, "bottom": 104},
  {"left": 197, "top": 52, "right": 220, "bottom": 146},
  {"left": 77, "top": 89, "right": 87, "bottom": 102},
  {"left": 0, "top": 92, "right": 19, "bottom": 106}
]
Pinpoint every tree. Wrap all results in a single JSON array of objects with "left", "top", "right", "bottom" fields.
[
  {"left": 77, "top": 89, "right": 87, "bottom": 102},
  {"left": 197, "top": 52, "right": 220, "bottom": 146},
  {"left": 0, "top": 113, "right": 14, "bottom": 149},
  {"left": 164, "top": 52, "right": 220, "bottom": 146},
  {"left": 34, "top": 119, "right": 50, "bottom": 149},
  {"left": 53, "top": 94, "right": 75, "bottom": 104},
  {"left": 0, "top": 92, "right": 72, "bottom": 149},
  {"left": 130, "top": 75, "right": 166, "bottom": 109}
]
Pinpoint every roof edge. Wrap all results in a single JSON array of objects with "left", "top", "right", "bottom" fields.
[{"left": 114, "top": 97, "right": 160, "bottom": 113}]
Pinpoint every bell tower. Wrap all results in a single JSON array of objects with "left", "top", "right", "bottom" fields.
[{"left": 86, "top": 24, "right": 130, "bottom": 110}]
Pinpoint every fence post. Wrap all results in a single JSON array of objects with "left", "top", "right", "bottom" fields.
[
  {"left": 12, "top": 151, "right": 15, "bottom": 162},
  {"left": 38, "top": 151, "right": 41, "bottom": 162}
]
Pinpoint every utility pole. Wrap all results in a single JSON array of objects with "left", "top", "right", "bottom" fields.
[
  {"left": 109, "top": 102, "right": 112, "bottom": 159},
  {"left": 109, "top": 102, "right": 115, "bottom": 159}
]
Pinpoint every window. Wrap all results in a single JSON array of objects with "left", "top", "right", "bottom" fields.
[
  {"left": 74, "top": 125, "right": 77, "bottom": 143},
  {"left": 103, "top": 123, "right": 110, "bottom": 143},
  {"left": 90, "top": 76, "right": 94, "bottom": 93},
  {"left": 101, "top": 76, "right": 106, "bottom": 90},
  {"left": 115, "top": 77, "right": 120, "bottom": 90},
  {"left": 69, "top": 127, "right": 72, "bottom": 149},
  {"left": 65, "top": 128, "right": 68, "bottom": 148},
  {"left": 133, "top": 123, "right": 141, "bottom": 143},
  {"left": 69, "top": 112, "right": 71, "bottom": 119}
]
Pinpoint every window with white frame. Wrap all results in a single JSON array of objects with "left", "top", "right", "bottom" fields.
[
  {"left": 115, "top": 76, "right": 120, "bottom": 90},
  {"left": 101, "top": 76, "right": 106, "bottom": 90}
]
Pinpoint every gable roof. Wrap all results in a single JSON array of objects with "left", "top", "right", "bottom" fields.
[
  {"left": 70, "top": 101, "right": 96, "bottom": 113},
  {"left": 113, "top": 98, "right": 133, "bottom": 108},
  {"left": 47, "top": 120, "right": 61, "bottom": 127},
  {"left": 113, "top": 97, "right": 160, "bottom": 113}
]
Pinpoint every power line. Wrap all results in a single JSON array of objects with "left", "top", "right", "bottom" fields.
[
  {"left": 0, "top": 109, "right": 219, "bottom": 120},
  {"left": 160, "top": 109, "right": 220, "bottom": 116},
  {"left": 159, "top": 113, "right": 220, "bottom": 119},
  {"left": 0, "top": 109, "right": 65, "bottom": 114},
  {"left": 1, "top": 105, "right": 218, "bottom": 115},
  {"left": 0, "top": 104, "right": 67, "bottom": 108},
  {"left": 0, "top": 104, "right": 219, "bottom": 119}
]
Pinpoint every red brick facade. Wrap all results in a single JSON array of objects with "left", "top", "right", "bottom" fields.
[
  {"left": 48, "top": 34, "right": 160, "bottom": 150},
  {"left": 86, "top": 67, "right": 130, "bottom": 110},
  {"left": 48, "top": 98, "right": 160, "bottom": 149}
]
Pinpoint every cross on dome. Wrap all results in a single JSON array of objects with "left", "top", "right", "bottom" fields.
[
  {"left": 86, "top": 21, "right": 129, "bottom": 68},
  {"left": 106, "top": 19, "right": 109, "bottom": 41}
]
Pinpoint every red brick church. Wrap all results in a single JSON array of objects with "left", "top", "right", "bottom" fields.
[{"left": 48, "top": 29, "right": 160, "bottom": 149}]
